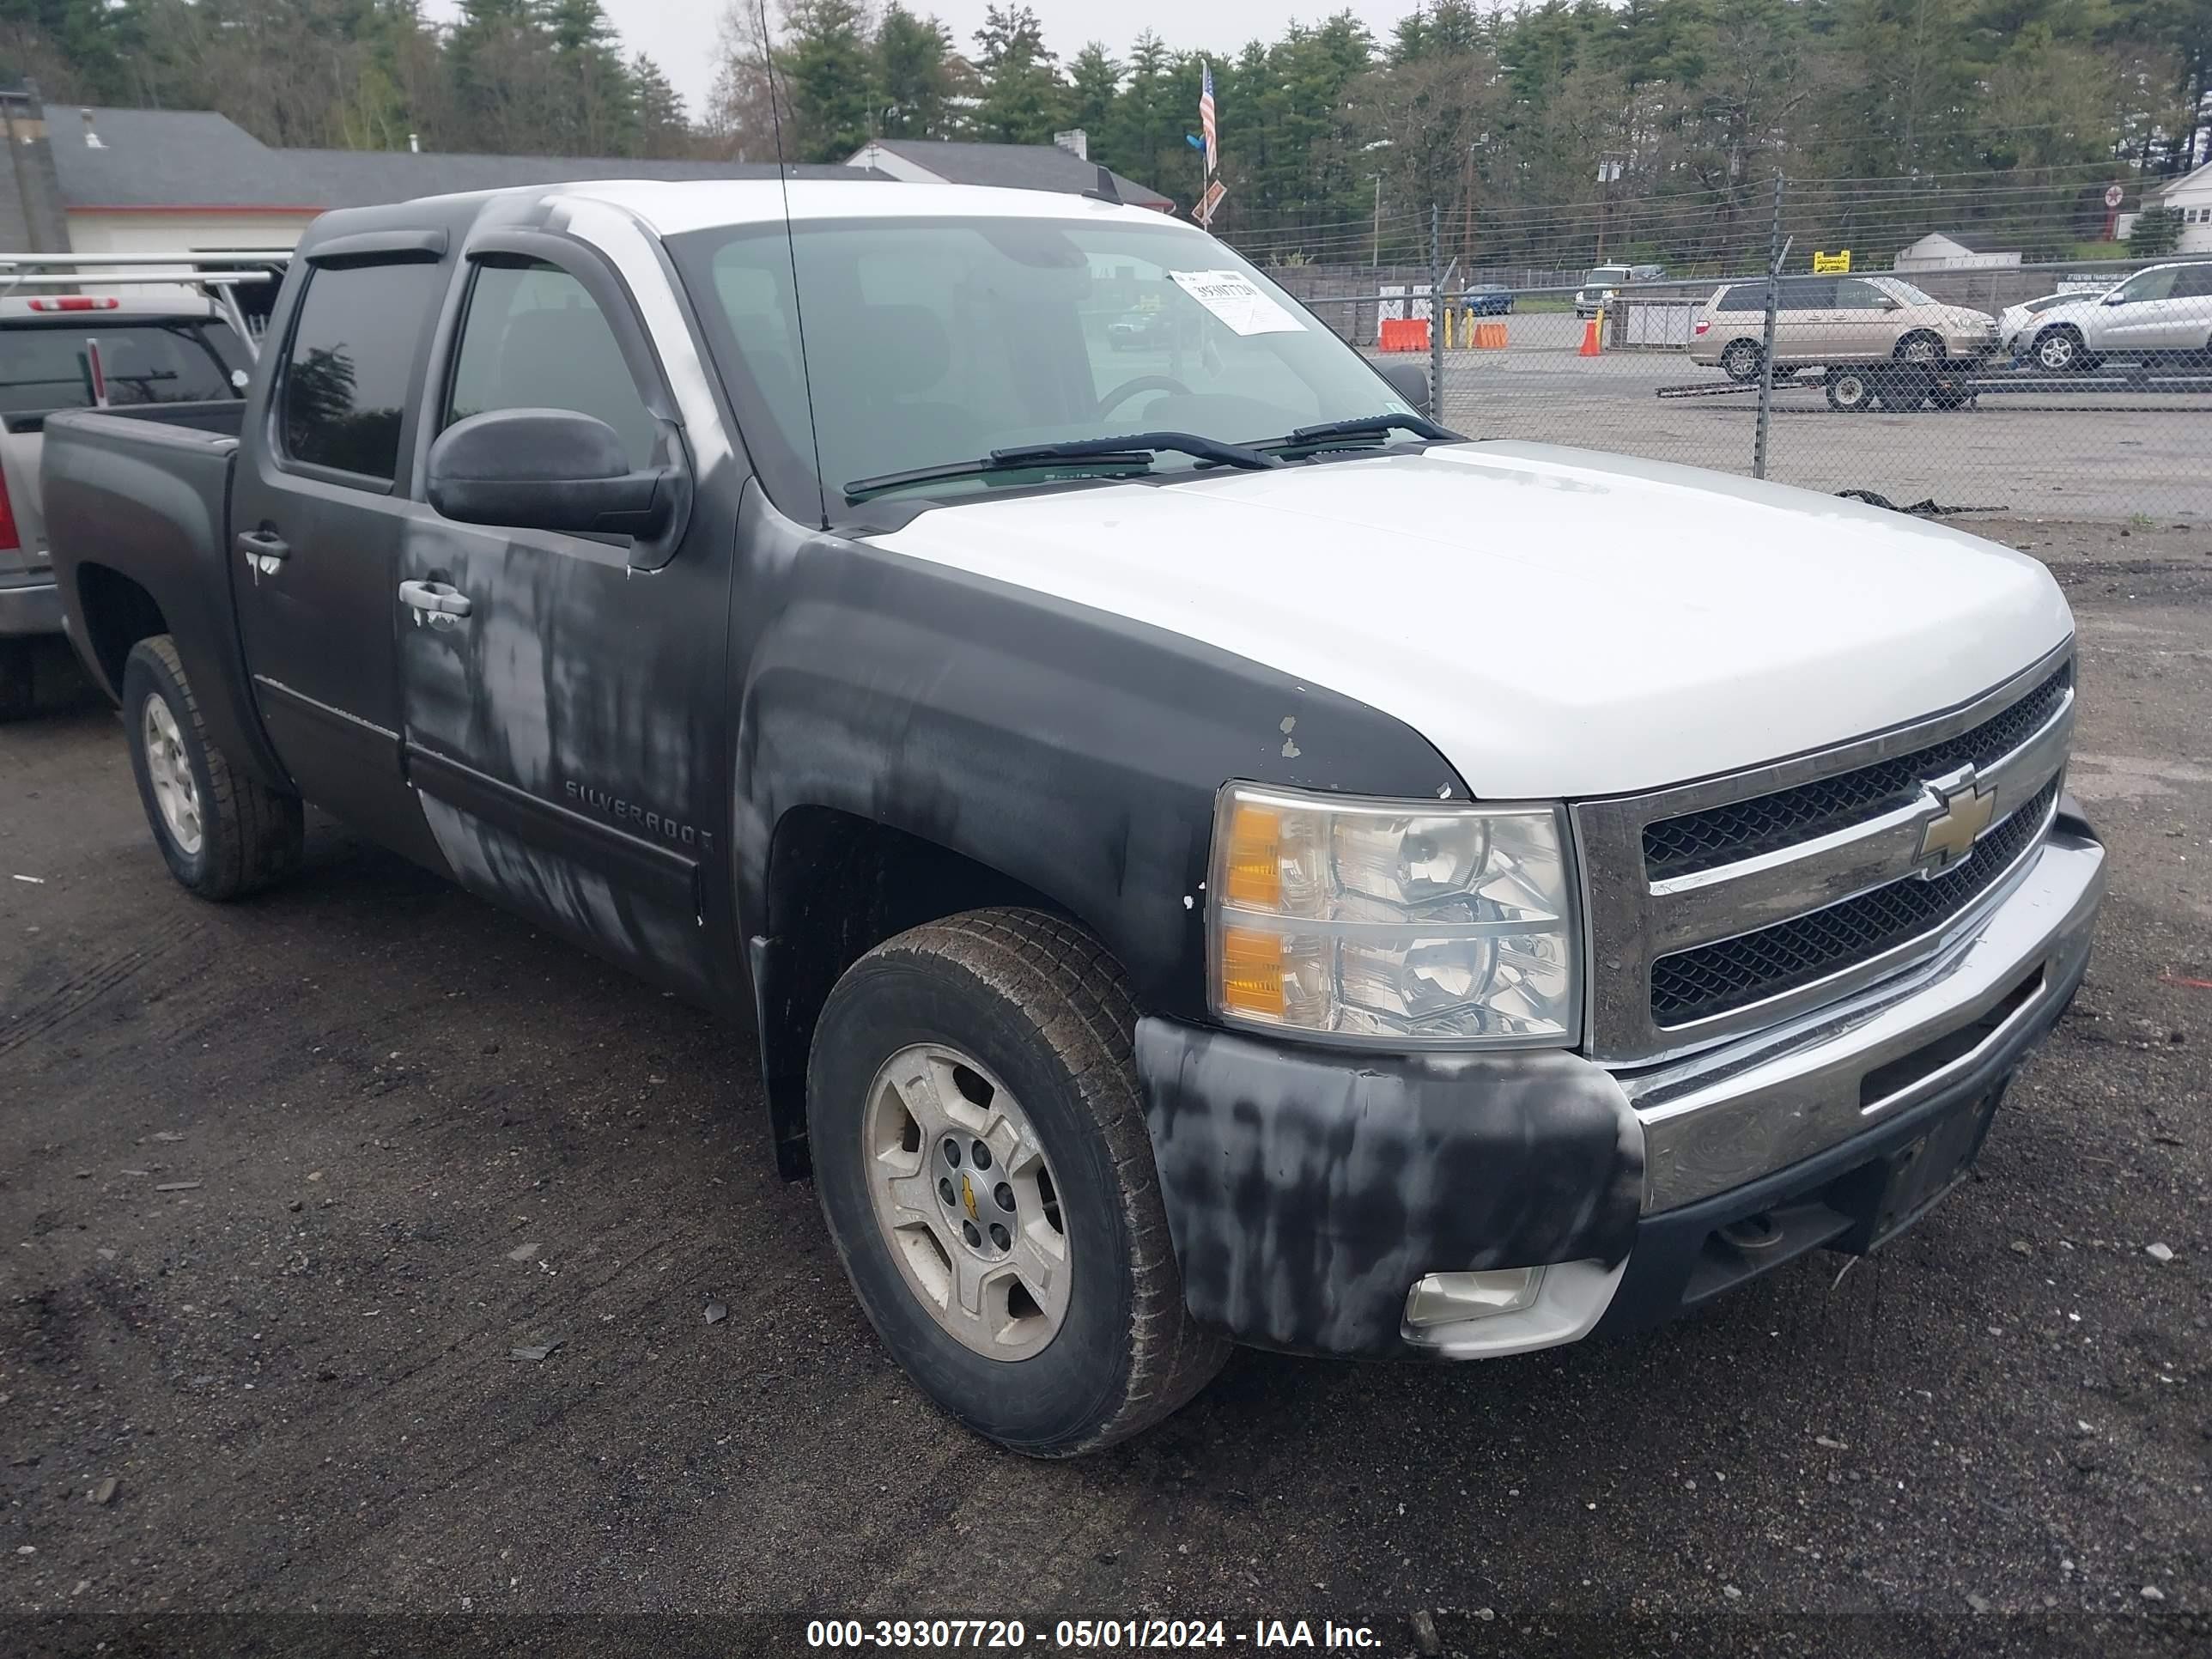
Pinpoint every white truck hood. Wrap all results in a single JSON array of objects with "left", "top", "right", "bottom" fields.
[{"left": 868, "top": 441, "right": 2073, "bottom": 799}]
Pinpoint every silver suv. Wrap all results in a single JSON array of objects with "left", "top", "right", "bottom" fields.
[{"left": 1692, "top": 276, "right": 1999, "bottom": 380}]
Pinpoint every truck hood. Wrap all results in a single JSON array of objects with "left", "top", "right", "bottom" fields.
[{"left": 866, "top": 441, "right": 2072, "bottom": 798}]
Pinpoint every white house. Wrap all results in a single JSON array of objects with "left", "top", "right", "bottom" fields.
[
  {"left": 1894, "top": 231, "right": 2023, "bottom": 271},
  {"left": 2142, "top": 162, "right": 2212, "bottom": 254}
]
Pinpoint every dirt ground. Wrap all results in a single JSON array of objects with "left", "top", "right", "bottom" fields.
[{"left": 2, "top": 519, "right": 2207, "bottom": 1658}]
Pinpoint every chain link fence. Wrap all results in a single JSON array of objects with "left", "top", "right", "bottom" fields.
[{"left": 1224, "top": 167, "right": 2212, "bottom": 524}]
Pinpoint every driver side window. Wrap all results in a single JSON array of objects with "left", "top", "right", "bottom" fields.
[
  {"left": 445, "top": 259, "right": 658, "bottom": 469},
  {"left": 2113, "top": 267, "right": 2179, "bottom": 306}
]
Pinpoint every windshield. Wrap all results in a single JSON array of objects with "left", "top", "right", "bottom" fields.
[
  {"left": 669, "top": 215, "right": 1419, "bottom": 517},
  {"left": 0, "top": 320, "right": 239, "bottom": 421},
  {"left": 1871, "top": 277, "right": 1937, "bottom": 307},
  {"left": 1584, "top": 266, "right": 1630, "bottom": 285}
]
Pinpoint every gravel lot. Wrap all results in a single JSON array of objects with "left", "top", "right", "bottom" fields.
[
  {"left": 1370, "top": 325, "right": 2212, "bottom": 523},
  {"left": 2, "top": 519, "right": 2207, "bottom": 1657}
]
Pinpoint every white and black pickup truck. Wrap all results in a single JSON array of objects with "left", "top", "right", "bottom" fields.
[{"left": 40, "top": 180, "right": 2103, "bottom": 1455}]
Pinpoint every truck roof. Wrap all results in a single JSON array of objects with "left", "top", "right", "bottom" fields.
[{"left": 296, "top": 179, "right": 1189, "bottom": 254}]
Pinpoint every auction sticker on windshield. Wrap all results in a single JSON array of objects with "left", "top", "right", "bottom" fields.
[{"left": 1169, "top": 270, "right": 1304, "bottom": 336}]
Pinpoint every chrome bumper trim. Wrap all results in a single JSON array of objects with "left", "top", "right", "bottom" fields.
[
  {"left": 0, "top": 574, "right": 63, "bottom": 638},
  {"left": 1622, "top": 823, "right": 2104, "bottom": 1213}
]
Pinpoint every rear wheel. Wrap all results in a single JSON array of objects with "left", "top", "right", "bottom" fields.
[
  {"left": 123, "top": 635, "right": 303, "bottom": 900},
  {"left": 0, "top": 639, "right": 33, "bottom": 722},
  {"left": 1720, "top": 338, "right": 1763, "bottom": 381},
  {"left": 806, "top": 908, "right": 1228, "bottom": 1456}
]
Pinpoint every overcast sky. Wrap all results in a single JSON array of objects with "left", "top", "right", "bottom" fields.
[{"left": 428, "top": 3, "right": 1415, "bottom": 125}]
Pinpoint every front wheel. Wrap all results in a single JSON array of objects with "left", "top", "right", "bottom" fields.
[
  {"left": 2033, "top": 325, "right": 2087, "bottom": 373},
  {"left": 806, "top": 908, "right": 1228, "bottom": 1456},
  {"left": 1894, "top": 331, "right": 1943, "bottom": 367},
  {"left": 123, "top": 635, "right": 302, "bottom": 900}
]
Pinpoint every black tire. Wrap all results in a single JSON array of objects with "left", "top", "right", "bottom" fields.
[
  {"left": 0, "top": 638, "right": 33, "bottom": 722},
  {"left": 2033, "top": 325, "right": 2087, "bottom": 373},
  {"left": 807, "top": 908, "right": 1229, "bottom": 1457},
  {"left": 122, "top": 635, "right": 302, "bottom": 901},
  {"left": 1826, "top": 368, "right": 1876, "bottom": 411},
  {"left": 1720, "top": 338, "right": 1763, "bottom": 381},
  {"left": 1893, "top": 330, "right": 1943, "bottom": 367},
  {"left": 1929, "top": 383, "right": 1974, "bottom": 410},
  {"left": 1869, "top": 365, "right": 1928, "bottom": 411}
]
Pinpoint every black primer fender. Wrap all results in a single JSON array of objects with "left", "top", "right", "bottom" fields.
[
  {"left": 728, "top": 481, "right": 1467, "bottom": 1022},
  {"left": 1134, "top": 1018, "right": 1644, "bottom": 1356},
  {"left": 43, "top": 406, "right": 291, "bottom": 793}
]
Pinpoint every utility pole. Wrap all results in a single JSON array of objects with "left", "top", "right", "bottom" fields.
[
  {"left": 1753, "top": 170, "right": 1784, "bottom": 482},
  {"left": 1372, "top": 174, "right": 1382, "bottom": 268},
  {"left": 1429, "top": 203, "right": 1444, "bottom": 425}
]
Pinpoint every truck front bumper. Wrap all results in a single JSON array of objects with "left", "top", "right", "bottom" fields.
[
  {"left": 0, "top": 573, "right": 63, "bottom": 638},
  {"left": 1134, "top": 803, "right": 2104, "bottom": 1359}
]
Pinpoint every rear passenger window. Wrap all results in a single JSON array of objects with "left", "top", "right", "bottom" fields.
[
  {"left": 444, "top": 260, "right": 657, "bottom": 469},
  {"left": 279, "top": 261, "right": 441, "bottom": 481}
]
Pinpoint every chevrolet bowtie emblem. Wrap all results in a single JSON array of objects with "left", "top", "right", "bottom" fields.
[
  {"left": 960, "top": 1175, "right": 979, "bottom": 1221},
  {"left": 1917, "top": 773, "right": 1996, "bottom": 873}
]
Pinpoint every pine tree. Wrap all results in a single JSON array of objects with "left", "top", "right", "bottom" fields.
[
  {"left": 781, "top": 0, "right": 875, "bottom": 161},
  {"left": 971, "top": 3, "right": 1065, "bottom": 145},
  {"left": 877, "top": 4, "right": 953, "bottom": 139}
]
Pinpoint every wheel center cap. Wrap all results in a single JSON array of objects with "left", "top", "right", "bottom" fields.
[{"left": 938, "top": 1140, "right": 1019, "bottom": 1257}]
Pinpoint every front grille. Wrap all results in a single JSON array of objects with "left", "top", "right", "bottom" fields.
[
  {"left": 1644, "top": 662, "right": 2072, "bottom": 881},
  {"left": 1650, "top": 778, "right": 2060, "bottom": 1028}
]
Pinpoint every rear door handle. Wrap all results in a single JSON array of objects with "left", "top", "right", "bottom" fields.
[
  {"left": 398, "top": 579, "right": 472, "bottom": 628},
  {"left": 235, "top": 529, "right": 289, "bottom": 575}
]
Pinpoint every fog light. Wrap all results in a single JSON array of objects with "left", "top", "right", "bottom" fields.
[{"left": 1403, "top": 1267, "right": 1546, "bottom": 1328}]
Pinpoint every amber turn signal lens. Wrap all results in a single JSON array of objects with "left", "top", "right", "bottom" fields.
[
  {"left": 1218, "top": 925, "right": 1285, "bottom": 1017},
  {"left": 1223, "top": 803, "right": 1282, "bottom": 911}
]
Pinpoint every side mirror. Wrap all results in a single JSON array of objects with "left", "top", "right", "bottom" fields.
[
  {"left": 2103, "top": 292, "right": 2126, "bottom": 306},
  {"left": 427, "top": 408, "right": 675, "bottom": 538},
  {"left": 1376, "top": 359, "right": 1432, "bottom": 417}
]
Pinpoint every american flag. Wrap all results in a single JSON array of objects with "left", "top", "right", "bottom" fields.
[{"left": 1199, "top": 63, "right": 1217, "bottom": 177}]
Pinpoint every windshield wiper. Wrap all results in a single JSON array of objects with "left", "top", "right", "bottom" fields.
[
  {"left": 844, "top": 430, "right": 1276, "bottom": 502},
  {"left": 1256, "top": 411, "right": 1459, "bottom": 454}
]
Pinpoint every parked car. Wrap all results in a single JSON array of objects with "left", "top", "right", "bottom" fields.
[
  {"left": 2008, "top": 259, "right": 2212, "bottom": 371},
  {"left": 1573, "top": 264, "right": 1668, "bottom": 319},
  {"left": 1997, "top": 289, "right": 2107, "bottom": 354},
  {"left": 43, "top": 180, "right": 2101, "bottom": 1456},
  {"left": 1573, "top": 264, "right": 1633, "bottom": 319},
  {"left": 0, "top": 293, "right": 250, "bottom": 717},
  {"left": 1106, "top": 306, "right": 1175, "bottom": 350},
  {"left": 1691, "top": 276, "right": 1999, "bottom": 382},
  {"left": 1460, "top": 283, "right": 1515, "bottom": 316}
]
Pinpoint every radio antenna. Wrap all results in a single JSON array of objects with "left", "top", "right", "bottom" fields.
[{"left": 756, "top": 0, "right": 829, "bottom": 529}]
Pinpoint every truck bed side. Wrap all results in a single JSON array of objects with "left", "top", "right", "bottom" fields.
[{"left": 41, "top": 404, "right": 288, "bottom": 791}]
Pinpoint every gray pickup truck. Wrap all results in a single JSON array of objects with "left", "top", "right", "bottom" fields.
[
  {"left": 0, "top": 292, "right": 251, "bottom": 716},
  {"left": 40, "top": 179, "right": 2101, "bottom": 1455}
]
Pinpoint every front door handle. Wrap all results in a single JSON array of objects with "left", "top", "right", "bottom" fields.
[
  {"left": 398, "top": 578, "right": 473, "bottom": 628},
  {"left": 235, "top": 529, "right": 289, "bottom": 576}
]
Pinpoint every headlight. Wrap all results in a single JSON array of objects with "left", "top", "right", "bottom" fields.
[{"left": 1208, "top": 784, "right": 1580, "bottom": 1048}]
